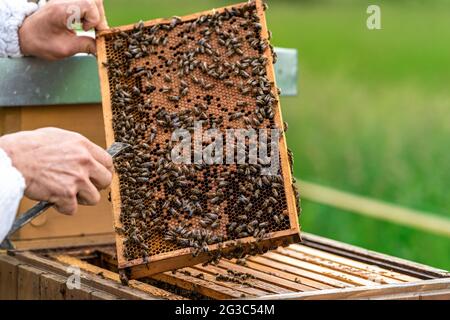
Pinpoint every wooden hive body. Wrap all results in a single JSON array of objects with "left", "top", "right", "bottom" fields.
[
  {"left": 96, "top": 0, "right": 300, "bottom": 278},
  {"left": 2, "top": 234, "right": 449, "bottom": 300}
]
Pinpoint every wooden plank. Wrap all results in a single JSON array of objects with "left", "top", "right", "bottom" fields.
[
  {"left": 217, "top": 259, "right": 308, "bottom": 293},
  {"left": 39, "top": 273, "right": 66, "bottom": 300},
  {"left": 191, "top": 265, "right": 296, "bottom": 295},
  {"left": 0, "top": 107, "right": 21, "bottom": 135},
  {"left": 17, "top": 264, "right": 45, "bottom": 300},
  {"left": 289, "top": 244, "right": 420, "bottom": 283},
  {"left": 14, "top": 251, "right": 156, "bottom": 300},
  {"left": 266, "top": 250, "right": 381, "bottom": 286},
  {"left": 90, "top": 290, "right": 122, "bottom": 300},
  {"left": 417, "top": 290, "right": 450, "bottom": 300},
  {"left": 372, "top": 289, "right": 450, "bottom": 300},
  {"left": 247, "top": 255, "right": 352, "bottom": 288},
  {"left": 12, "top": 233, "right": 115, "bottom": 251},
  {"left": 0, "top": 254, "right": 20, "bottom": 299},
  {"left": 252, "top": 278, "right": 450, "bottom": 300},
  {"left": 183, "top": 266, "right": 268, "bottom": 297},
  {"left": 64, "top": 283, "right": 93, "bottom": 300},
  {"left": 153, "top": 271, "right": 245, "bottom": 299},
  {"left": 53, "top": 254, "right": 185, "bottom": 300},
  {"left": 40, "top": 272, "right": 93, "bottom": 300},
  {"left": 283, "top": 246, "right": 401, "bottom": 285},
  {"left": 301, "top": 233, "right": 449, "bottom": 279},
  {"left": 39, "top": 273, "right": 92, "bottom": 300},
  {"left": 241, "top": 258, "right": 332, "bottom": 290}
]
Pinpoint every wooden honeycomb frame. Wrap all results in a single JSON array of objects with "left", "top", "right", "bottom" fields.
[{"left": 96, "top": 0, "right": 300, "bottom": 279}]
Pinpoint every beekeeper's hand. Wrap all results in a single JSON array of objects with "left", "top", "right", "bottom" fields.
[
  {"left": 0, "top": 128, "right": 113, "bottom": 214},
  {"left": 18, "top": 0, "right": 108, "bottom": 60}
]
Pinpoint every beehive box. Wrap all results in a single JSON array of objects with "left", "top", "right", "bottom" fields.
[
  {"left": 96, "top": 0, "right": 300, "bottom": 278},
  {"left": 2, "top": 233, "right": 449, "bottom": 300}
]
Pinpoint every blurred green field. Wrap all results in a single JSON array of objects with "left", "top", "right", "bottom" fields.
[{"left": 104, "top": 0, "right": 450, "bottom": 269}]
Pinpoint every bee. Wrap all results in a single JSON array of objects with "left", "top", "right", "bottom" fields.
[
  {"left": 235, "top": 224, "right": 246, "bottom": 234},
  {"left": 245, "top": 219, "right": 257, "bottom": 228},
  {"left": 211, "top": 221, "right": 219, "bottom": 229},
  {"left": 238, "top": 232, "right": 249, "bottom": 238},
  {"left": 228, "top": 222, "right": 237, "bottom": 233},
  {"left": 203, "top": 83, "right": 214, "bottom": 90},
  {"left": 115, "top": 226, "right": 126, "bottom": 235},
  {"left": 191, "top": 75, "right": 200, "bottom": 84},
  {"left": 240, "top": 70, "right": 250, "bottom": 78},
  {"left": 272, "top": 182, "right": 283, "bottom": 189},
  {"left": 269, "top": 196, "right": 278, "bottom": 204},
  {"left": 259, "top": 222, "right": 269, "bottom": 228},
  {"left": 210, "top": 235, "right": 221, "bottom": 244},
  {"left": 224, "top": 80, "right": 234, "bottom": 87},
  {"left": 247, "top": 224, "right": 254, "bottom": 234},
  {"left": 168, "top": 95, "right": 180, "bottom": 102},
  {"left": 162, "top": 86, "right": 173, "bottom": 93},
  {"left": 258, "top": 229, "right": 267, "bottom": 239},
  {"left": 274, "top": 215, "right": 281, "bottom": 224},
  {"left": 237, "top": 214, "right": 248, "bottom": 222},
  {"left": 210, "top": 197, "right": 222, "bottom": 204},
  {"left": 132, "top": 86, "right": 141, "bottom": 95},
  {"left": 240, "top": 86, "right": 250, "bottom": 95},
  {"left": 163, "top": 74, "right": 172, "bottom": 83},
  {"left": 229, "top": 112, "right": 244, "bottom": 121},
  {"left": 195, "top": 273, "right": 205, "bottom": 280},
  {"left": 119, "top": 270, "right": 129, "bottom": 286},
  {"left": 181, "top": 87, "right": 189, "bottom": 96},
  {"left": 238, "top": 195, "right": 249, "bottom": 204},
  {"left": 236, "top": 258, "right": 247, "bottom": 266},
  {"left": 206, "top": 213, "right": 218, "bottom": 220},
  {"left": 200, "top": 219, "right": 211, "bottom": 228}
]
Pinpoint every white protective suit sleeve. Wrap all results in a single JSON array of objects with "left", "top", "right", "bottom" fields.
[
  {"left": 0, "top": 0, "right": 38, "bottom": 57},
  {"left": 0, "top": 148, "right": 25, "bottom": 242}
]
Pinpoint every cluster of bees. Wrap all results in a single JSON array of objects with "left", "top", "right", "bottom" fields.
[
  {"left": 177, "top": 268, "right": 255, "bottom": 287},
  {"left": 103, "top": 1, "right": 300, "bottom": 266},
  {"left": 215, "top": 269, "right": 256, "bottom": 285}
]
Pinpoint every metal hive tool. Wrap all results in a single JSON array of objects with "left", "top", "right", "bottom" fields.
[{"left": 96, "top": 0, "right": 301, "bottom": 279}]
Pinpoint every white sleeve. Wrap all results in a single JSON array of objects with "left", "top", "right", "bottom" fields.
[
  {"left": 0, "top": 0, "right": 38, "bottom": 58},
  {"left": 0, "top": 148, "right": 25, "bottom": 242}
]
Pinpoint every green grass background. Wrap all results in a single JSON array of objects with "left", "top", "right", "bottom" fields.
[{"left": 104, "top": 0, "right": 450, "bottom": 269}]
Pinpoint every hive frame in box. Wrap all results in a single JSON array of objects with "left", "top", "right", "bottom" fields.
[{"left": 96, "top": 0, "right": 300, "bottom": 278}]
